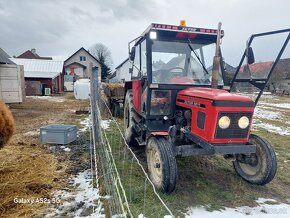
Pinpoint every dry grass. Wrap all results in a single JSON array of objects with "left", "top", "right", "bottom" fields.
[
  {"left": 0, "top": 93, "right": 89, "bottom": 218},
  {"left": 0, "top": 145, "right": 59, "bottom": 218}
]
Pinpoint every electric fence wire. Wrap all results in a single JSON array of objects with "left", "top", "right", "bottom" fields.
[{"left": 101, "top": 99, "right": 174, "bottom": 217}]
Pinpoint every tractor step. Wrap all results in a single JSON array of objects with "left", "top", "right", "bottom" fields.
[
  {"left": 135, "top": 137, "right": 146, "bottom": 146},
  {"left": 132, "top": 115, "right": 142, "bottom": 124}
]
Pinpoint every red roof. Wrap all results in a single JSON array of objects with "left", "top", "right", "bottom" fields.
[
  {"left": 241, "top": 61, "right": 273, "bottom": 73},
  {"left": 17, "top": 50, "right": 52, "bottom": 60}
]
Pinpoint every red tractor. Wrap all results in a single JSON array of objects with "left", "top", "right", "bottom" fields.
[{"left": 124, "top": 22, "right": 289, "bottom": 193}]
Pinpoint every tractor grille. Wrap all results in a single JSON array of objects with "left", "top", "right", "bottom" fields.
[{"left": 215, "top": 112, "right": 252, "bottom": 139}]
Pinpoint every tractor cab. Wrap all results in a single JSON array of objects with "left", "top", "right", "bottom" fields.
[{"left": 126, "top": 23, "right": 226, "bottom": 130}]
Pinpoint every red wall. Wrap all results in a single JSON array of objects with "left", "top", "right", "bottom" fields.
[{"left": 25, "top": 76, "right": 62, "bottom": 95}]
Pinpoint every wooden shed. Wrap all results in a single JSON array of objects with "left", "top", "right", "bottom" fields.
[{"left": 0, "top": 64, "right": 26, "bottom": 103}]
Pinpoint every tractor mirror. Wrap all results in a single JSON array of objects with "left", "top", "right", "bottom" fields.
[
  {"left": 247, "top": 46, "right": 255, "bottom": 65},
  {"left": 129, "top": 46, "right": 136, "bottom": 61}
]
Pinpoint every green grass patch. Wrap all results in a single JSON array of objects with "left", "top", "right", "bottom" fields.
[{"left": 99, "top": 111, "right": 290, "bottom": 217}]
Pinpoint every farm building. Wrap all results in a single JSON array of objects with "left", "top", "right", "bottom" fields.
[
  {"left": 17, "top": 48, "right": 52, "bottom": 60},
  {"left": 10, "top": 58, "right": 64, "bottom": 96},
  {"left": 0, "top": 48, "right": 25, "bottom": 103},
  {"left": 64, "top": 47, "right": 101, "bottom": 91},
  {"left": 108, "top": 58, "right": 131, "bottom": 83}
]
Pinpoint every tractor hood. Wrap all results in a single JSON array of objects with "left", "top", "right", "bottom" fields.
[{"left": 178, "top": 88, "right": 254, "bottom": 104}]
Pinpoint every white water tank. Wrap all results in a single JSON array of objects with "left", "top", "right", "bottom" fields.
[{"left": 74, "top": 79, "right": 90, "bottom": 100}]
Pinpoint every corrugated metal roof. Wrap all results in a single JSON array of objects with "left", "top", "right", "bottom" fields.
[
  {"left": 24, "top": 71, "right": 61, "bottom": 79},
  {"left": 10, "top": 58, "right": 63, "bottom": 78},
  {"left": 0, "top": 48, "right": 15, "bottom": 64}
]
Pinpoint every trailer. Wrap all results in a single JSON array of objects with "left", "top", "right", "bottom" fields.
[{"left": 103, "top": 83, "right": 125, "bottom": 117}]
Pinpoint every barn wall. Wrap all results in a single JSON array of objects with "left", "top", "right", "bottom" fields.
[{"left": 0, "top": 64, "right": 25, "bottom": 103}]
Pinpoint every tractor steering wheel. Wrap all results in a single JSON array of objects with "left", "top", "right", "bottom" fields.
[{"left": 168, "top": 67, "right": 185, "bottom": 76}]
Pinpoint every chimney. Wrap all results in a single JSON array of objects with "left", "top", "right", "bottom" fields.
[{"left": 31, "top": 48, "right": 36, "bottom": 55}]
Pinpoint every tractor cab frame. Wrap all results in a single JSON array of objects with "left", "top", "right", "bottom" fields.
[{"left": 126, "top": 24, "right": 226, "bottom": 135}]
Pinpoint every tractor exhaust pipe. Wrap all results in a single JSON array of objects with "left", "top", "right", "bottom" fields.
[{"left": 211, "top": 22, "right": 222, "bottom": 89}]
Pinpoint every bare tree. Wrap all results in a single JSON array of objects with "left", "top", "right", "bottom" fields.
[{"left": 89, "top": 43, "right": 113, "bottom": 80}]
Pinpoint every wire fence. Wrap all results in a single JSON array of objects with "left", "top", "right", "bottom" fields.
[{"left": 89, "top": 67, "right": 174, "bottom": 217}]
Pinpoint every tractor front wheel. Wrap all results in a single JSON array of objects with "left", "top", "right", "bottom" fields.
[
  {"left": 146, "top": 137, "right": 177, "bottom": 194},
  {"left": 233, "top": 134, "right": 277, "bottom": 185}
]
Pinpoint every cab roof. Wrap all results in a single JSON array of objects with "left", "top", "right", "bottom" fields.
[{"left": 141, "top": 23, "right": 224, "bottom": 38}]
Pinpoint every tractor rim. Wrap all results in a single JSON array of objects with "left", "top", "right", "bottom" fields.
[
  {"left": 239, "top": 151, "right": 261, "bottom": 176},
  {"left": 148, "top": 146, "right": 162, "bottom": 185}
]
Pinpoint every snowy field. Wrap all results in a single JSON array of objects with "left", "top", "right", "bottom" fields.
[{"left": 185, "top": 198, "right": 290, "bottom": 218}]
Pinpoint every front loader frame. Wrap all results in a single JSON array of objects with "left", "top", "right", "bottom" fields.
[{"left": 230, "top": 28, "right": 290, "bottom": 106}]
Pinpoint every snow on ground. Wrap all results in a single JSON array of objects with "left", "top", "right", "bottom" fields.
[
  {"left": 80, "top": 116, "right": 91, "bottom": 132},
  {"left": 254, "top": 107, "right": 281, "bottom": 120},
  {"left": 253, "top": 98, "right": 290, "bottom": 135},
  {"left": 44, "top": 170, "right": 105, "bottom": 218},
  {"left": 260, "top": 103, "right": 290, "bottom": 109},
  {"left": 27, "top": 96, "right": 66, "bottom": 102},
  {"left": 252, "top": 122, "right": 290, "bottom": 136},
  {"left": 101, "top": 120, "right": 111, "bottom": 129},
  {"left": 185, "top": 198, "right": 290, "bottom": 218},
  {"left": 79, "top": 117, "right": 111, "bottom": 132}
]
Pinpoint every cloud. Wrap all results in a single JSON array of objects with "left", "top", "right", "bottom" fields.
[{"left": 0, "top": 0, "right": 289, "bottom": 66}]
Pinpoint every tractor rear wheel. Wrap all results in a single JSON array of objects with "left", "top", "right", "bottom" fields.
[
  {"left": 124, "top": 90, "right": 137, "bottom": 146},
  {"left": 146, "top": 137, "right": 177, "bottom": 194},
  {"left": 112, "top": 102, "right": 120, "bottom": 117},
  {"left": 233, "top": 134, "right": 277, "bottom": 185}
]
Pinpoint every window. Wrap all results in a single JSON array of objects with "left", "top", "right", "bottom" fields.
[
  {"left": 141, "top": 40, "right": 147, "bottom": 76},
  {"left": 132, "top": 45, "right": 140, "bottom": 78},
  {"left": 80, "top": 56, "right": 86, "bottom": 61},
  {"left": 151, "top": 40, "right": 223, "bottom": 85}
]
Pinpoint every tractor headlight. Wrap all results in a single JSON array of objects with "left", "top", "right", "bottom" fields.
[
  {"left": 238, "top": 116, "right": 249, "bottom": 129},
  {"left": 218, "top": 116, "right": 231, "bottom": 129}
]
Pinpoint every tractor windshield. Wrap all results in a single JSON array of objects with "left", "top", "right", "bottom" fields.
[{"left": 152, "top": 40, "right": 224, "bottom": 85}]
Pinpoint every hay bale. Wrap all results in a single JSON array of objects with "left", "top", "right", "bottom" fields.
[
  {"left": 0, "top": 101, "right": 15, "bottom": 149},
  {"left": 102, "top": 82, "right": 124, "bottom": 97}
]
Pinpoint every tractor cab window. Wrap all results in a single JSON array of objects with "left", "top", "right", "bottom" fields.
[
  {"left": 152, "top": 40, "right": 224, "bottom": 85},
  {"left": 132, "top": 45, "right": 140, "bottom": 78},
  {"left": 141, "top": 40, "right": 147, "bottom": 77}
]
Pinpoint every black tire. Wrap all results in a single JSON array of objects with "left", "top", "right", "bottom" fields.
[
  {"left": 124, "top": 90, "right": 137, "bottom": 146},
  {"left": 146, "top": 137, "right": 177, "bottom": 194},
  {"left": 112, "top": 102, "right": 120, "bottom": 117},
  {"left": 233, "top": 134, "right": 277, "bottom": 185}
]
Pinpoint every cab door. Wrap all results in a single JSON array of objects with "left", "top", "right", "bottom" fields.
[
  {"left": 230, "top": 29, "right": 290, "bottom": 106},
  {"left": 131, "top": 44, "right": 141, "bottom": 113}
]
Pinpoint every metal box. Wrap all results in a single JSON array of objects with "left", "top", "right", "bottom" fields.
[{"left": 40, "top": 124, "right": 77, "bottom": 145}]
